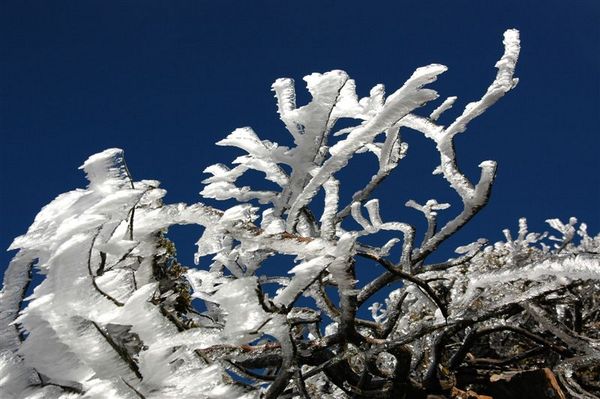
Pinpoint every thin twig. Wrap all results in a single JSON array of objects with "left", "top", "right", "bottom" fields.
[
  {"left": 91, "top": 321, "right": 142, "bottom": 379},
  {"left": 121, "top": 378, "right": 146, "bottom": 399},
  {"left": 87, "top": 229, "right": 124, "bottom": 307},
  {"left": 357, "top": 252, "right": 448, "bottom": 319}
]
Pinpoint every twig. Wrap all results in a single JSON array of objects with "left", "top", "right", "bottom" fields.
[
  {"left": 357, "top": 252, "right": 448, "bottom": 319},
  {"left": 294, "top": 367, "right": 311, "bottom": 399},
  {"left": 448, "top": 325, "right": 571, "bottom": 370},
  {"left": 87, "top": 229, "right": 124, "bottom": 307},
  {"left": 380, "top": 292, "right": 408, "bottom": 339},
  {"left": 225, "top": 359, "right": 276, "bottom": 382},
  {"left": 91, "top": 321, "right": 142, "bottom": 379},
  {"left": 121, "top": 378, "right": 146, "bottom": 399}
]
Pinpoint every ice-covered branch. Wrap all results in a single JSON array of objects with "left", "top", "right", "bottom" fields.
[
  {"left": 406, "top": 199, "right": 450, "bottom": 246},
  {"left": 405, "top": 30, "right": 520, "bottom": 262},
  {"left": 0, "top": 254, "right": 35, "bottom": 352},
  {"left": 335, "top": 124, "right": 407, "bottom": 221},
  {"left": 429, "top": 96, "right": 457, "bottom": 121},
  {"left": 444, "top": 29, "right": 520, "bottom": 139},
  {"left": 286, "top": 64, "right": 446, "bottom": 231}
]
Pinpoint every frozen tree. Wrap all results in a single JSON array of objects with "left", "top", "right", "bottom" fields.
[{"left": 1, "top": 29, "right": 599, "bottom": 399}]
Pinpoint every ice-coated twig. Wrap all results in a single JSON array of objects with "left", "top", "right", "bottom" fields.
[
  {"left": 319, "top": 177, "right": 340, "bottom": 239},
  {"left": 415, "top": 238, "right": 487, "bottom": 273},
  {"left": 429, "top": 96, "right": 457, "bottom": 121},
  {"left": 406, "top": 199, "right": 451, "bottom": 246},
  {"left": 90, "top": 320, "right": 142, "bottom": 380},
  {"left": 262, "top": 330, "right": 295, "bottom": 398},
  {"left": 273, "top": 256, "right": 333, "bottom": 308},
  {"left": 274, "top": 71, "right": 350, "bottom": 217},
  {"left": 328, "top": 234, "right": 361, "bottom": 344},
  {"left": 335, "top": 125, "right": 406, "bottom": 222},
  {"left": 557, "top": 372, "right": 599, "bottom": 399},
  {"left": 380, "top": 292, "right": 408, "bottom": 338},
  {"left": 286, "top": 64, "right": 447, "bottom": 232},
  {"left": 0, "top": 254, "right": 35, "bottom": 352},
  {"left": 87, "top": 229, "right": 124, "bottom": 307},
  {"left": 524, "top": 302, "right": 599, "bottom": 356},
  {"left": 447, "top": 324, "right": 571, "bottom": 371},
  {"left": 271, "top": 77, "right": 301, "bottom": 141},
  {"left": 349, "top": 200, "right": 415, "bottom": 270},
  {"left": 357, "top": 251, "right": 448, "bottom": 320},
  {"left": 444, "top": 29, "right": 520, "bottom": 139},
  {"left": 547, "top": 217, "right": 578, "bottom": 251},
  {"left": 406, "top": 30, "right": 520, "bottom": 263}
]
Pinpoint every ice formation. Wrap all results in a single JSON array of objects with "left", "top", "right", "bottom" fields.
[{"left": 2, "top": 29, "right": 599, "bottom": 399}]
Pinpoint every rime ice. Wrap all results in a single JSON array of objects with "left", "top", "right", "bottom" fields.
[{"left": 2, "top": 29, "right": 599, "bottom": 399}]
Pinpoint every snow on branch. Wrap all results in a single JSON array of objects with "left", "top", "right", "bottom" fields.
[{"left": 2, "top": 29, "right": 600, "bottom": 399}]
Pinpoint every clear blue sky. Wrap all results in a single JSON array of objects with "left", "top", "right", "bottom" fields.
[{"left": 1, "top": 1, "right": 599, "bottom": 278}]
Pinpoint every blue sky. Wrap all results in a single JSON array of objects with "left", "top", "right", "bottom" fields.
[{"left": 1, "top": 1, "right": 599, "bottom": 278}]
